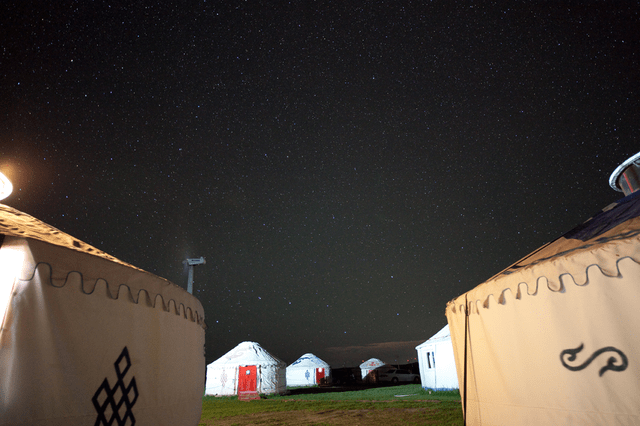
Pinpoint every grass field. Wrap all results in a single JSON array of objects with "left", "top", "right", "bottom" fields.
[{"left": 199, "top": 384, "right": 463, "bottom": 425}]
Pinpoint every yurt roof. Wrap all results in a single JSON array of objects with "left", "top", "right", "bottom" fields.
[
  {"left": 0, "top": 204, "right": 141, "bottom": 270},
  {"left": 359, "top": 358, "right": 386, "bottom": 369},
  {"left": 447, "top": 191, "right": 640, "bottom": 314},
  {"left": 288, "top": 353, "right": 330, "bottom": 368},
  {"left": 210, "top": 341, "right": 285, "bottom": 367},
  {"left": 0, "top": 203, "right": 205, "bottom": 327},
  {"left": 416, "top": 324, "right": 450, "bottom": 349}
]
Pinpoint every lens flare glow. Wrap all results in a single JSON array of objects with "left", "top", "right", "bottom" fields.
[{"left": 0, "top": 172, "right": 12, "bottom": 201}]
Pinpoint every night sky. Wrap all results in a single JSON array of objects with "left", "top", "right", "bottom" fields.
[{"left": 2, "top": 1, "right": 638, "bottom": 367}]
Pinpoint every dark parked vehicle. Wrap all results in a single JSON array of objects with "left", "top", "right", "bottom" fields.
[
  {"left": 377, "top": 368, "right": 420, "bottom": 383},
  {"left": 331, "top": 367, "right": 360, "bottom": 385}
]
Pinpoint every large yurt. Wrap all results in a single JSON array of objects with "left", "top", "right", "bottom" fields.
[
  {"left": 359, "top": 358, "right": 386, "bottom": 383},
  {"left": 205, "top": 341, "right": 286, "bottom": 396},
  {"left": 286, "top": 353, "right": 331, "bottom": 386},
  {"left": 446, "top": 153, "right": 640, "bottom": 425},
  {"left": 0, "top": 204, "right": 206, "bottom": 425},
  {"left": 415, "top": 324, "right": 458, "bottom": 391}
]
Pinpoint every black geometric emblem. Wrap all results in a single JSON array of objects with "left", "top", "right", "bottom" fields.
[{"left": 92, "top": 346, "right": 139, "bottom": 425}]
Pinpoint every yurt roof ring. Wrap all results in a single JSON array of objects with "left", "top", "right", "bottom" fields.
[{"left": 609, "top": 151, "right": 640, "bottom": 192}]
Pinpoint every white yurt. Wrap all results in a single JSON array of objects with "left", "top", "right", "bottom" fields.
[
  {"left": 286, "top": 353, "right": 331, "bottom": 386},
  {"left": 0, "top": 204, "right": 206, "bottom": 425},
  {"left": 205, "top": 341, "right": 286, "bottom": 396},
  {"left": 416, "top": 324, "right": 458, "bottom": 391},
  {"left": 359, "top": 358, "right": 386, "bottom": 383},
  {"left": 446, "top": 153, "right": 640, "bottom": 425}
]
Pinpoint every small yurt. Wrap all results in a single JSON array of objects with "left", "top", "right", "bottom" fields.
[
  {"left": 415, "top": 324, "right": 458, "bottom": 391},
  {"left": 359, "top": 358, "right": 386, "bottom": 383},
  {"left": 446, "top": 152, "right": 640, "bottom": 425},
  {"left": 286, "top": 353, "right": 331, "bottom": 386},
  {"left": 0, "top": 204, "right": 206, "bottom": 425},
  {"left": 205, "top": 341, "right": 286, "bottom": 396}
]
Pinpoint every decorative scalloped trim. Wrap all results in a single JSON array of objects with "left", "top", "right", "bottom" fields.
[
  {"left": 501, "top": 228, "right": 640, "bottom": 278},
  {"left": 447, "top": 256, "right": 639, "bottom": 317},
  {"left": 20, "top": 262, "right": 206, "bottom": 329}
]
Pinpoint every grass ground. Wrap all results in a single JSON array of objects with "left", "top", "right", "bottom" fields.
[{"left": 199, "top": 384, "right": 463, "bottom": 425}]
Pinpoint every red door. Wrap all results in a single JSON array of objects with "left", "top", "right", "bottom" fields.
[
  {"left": 315, "top": 367, "right": 325, "bottom": 383},
  {"left": 238, "top": 365, "right": 257, "bottom": 392}
]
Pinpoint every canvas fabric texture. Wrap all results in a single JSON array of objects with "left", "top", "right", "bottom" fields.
[
  {"left": 446, "top": 194, "right": 640, "bottom": 425},
  {"left": 0, "top": 205, "right": 206, "bottom": 426}
]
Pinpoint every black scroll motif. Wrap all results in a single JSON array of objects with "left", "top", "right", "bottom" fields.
[
  {"left": 92, "top": 346, "right": 139, "bottom": 425},
  {"left": 560, "top": 343, "right": 629, "bottom": 377}
]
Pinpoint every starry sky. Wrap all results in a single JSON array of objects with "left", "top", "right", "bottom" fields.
[{"left": 1, "top": 1, "right": 639, "bottom": 367}]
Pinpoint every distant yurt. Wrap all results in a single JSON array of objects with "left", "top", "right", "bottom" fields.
[
  {"left": 359, "top": 358, "right": 386, "bottom": 383},
  {"left": 446, "top": 152, "right": 640, "bottom": 425},
  {"left": 205, "top": 341, "right": 286, "bottom": 396},
  {"left": 0, "top": 204, "right": 206, "bottom": 425},
  {"left": 416, "top": 324, "right": 458, "bottom": 391},
  {"left": 286, "top": 353, "right": 331, "bottom": 386}
]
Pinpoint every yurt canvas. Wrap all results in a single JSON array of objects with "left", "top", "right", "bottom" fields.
[
  {"left": 0, "top": 204, "right": 206, "bottom": 425},
  {"left": 205, "top": 341, "right": 286, "bottom": 396},
  {"left": 445, "top": 154, "right": 640, "bottom": 425},
  {"left": 286, "top": 353, "right": 331, "bottom": 386},
  {"left": 359, "top": 358, "right": 386, "bottom": 383},
  {"left": 415, "top": 324, "right": 458, "bottom": 391}
]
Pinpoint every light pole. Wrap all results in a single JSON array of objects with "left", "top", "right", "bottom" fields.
[{"left": 183, "top": 257, "right": 205, "bottom": 294}]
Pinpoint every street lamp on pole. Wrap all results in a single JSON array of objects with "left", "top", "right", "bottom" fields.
[{"left": 183, "top": 257, "right": 205, "bottom": 294}]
